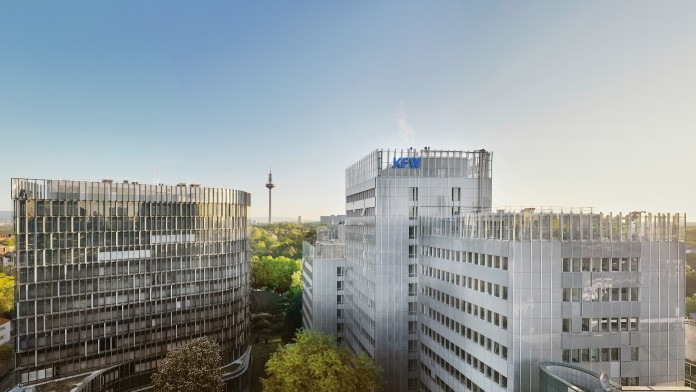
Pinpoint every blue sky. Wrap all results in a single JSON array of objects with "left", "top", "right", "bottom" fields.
[{"left": 1, "top": 1, "right": 695, "bottom": 219}]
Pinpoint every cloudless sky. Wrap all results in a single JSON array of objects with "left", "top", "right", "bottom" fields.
[{"left": 1, "top": 1, "right": 694, "bottom": 219}]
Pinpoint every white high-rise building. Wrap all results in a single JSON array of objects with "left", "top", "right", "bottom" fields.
[
  {"left": 303, "top": 148, "right": 688, "bottom": 392},
  {"left": 344, "top": 149, "right": 492, "bottom": 391}
]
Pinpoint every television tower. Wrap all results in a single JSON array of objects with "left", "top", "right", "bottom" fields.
[{"left": 265, "top": 169, "right": 275, "bottom": 224}]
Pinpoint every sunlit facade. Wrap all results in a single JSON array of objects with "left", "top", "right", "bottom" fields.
[
  {"left": 344, "top": 149, "right": 492, "bottom": 391},
  {"left": 419, "top": 210, "right": 686, "bottom": 391},
  {"left": 11, "top": 178, "right": 251, "bottom": 389},
  {"left": 300, "top": 148, "right": 688, "bottom": 392}
]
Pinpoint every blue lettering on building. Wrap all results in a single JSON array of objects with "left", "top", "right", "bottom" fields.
[{"left": 393, "top": 157, "right": 422, "bottom": 169}]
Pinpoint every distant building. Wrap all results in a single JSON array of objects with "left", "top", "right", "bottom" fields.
[
  {"left": 10, "top": 178, "right": 251, "bottom": 390},
  {"left": 302, "top": 217, "right": 346, "bottom": 341},
  {"left": 319, "top": 215, "right": 346, "bottom": 226}
]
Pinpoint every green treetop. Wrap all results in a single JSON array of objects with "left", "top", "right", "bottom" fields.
[{"left": 262, "top": 329, "right": 382, "bottom": 392}]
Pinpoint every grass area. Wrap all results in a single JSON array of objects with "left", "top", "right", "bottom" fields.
[{"left": 249, "top": 334, "right": 282, "bottom": 392}]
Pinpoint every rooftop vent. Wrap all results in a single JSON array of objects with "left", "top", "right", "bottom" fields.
[
  {"left": 132, "top": 182, "right": 139, "bottom": 185},
  {"left": 123, "top": 180, "right": 129, "bottom": 184},
  {"left": 102, "top": 179, "right": 113, "bottom": 184},
  {"left": 177, "top": 183, "right": 187, "bottom": 187},
  {"left": 190, "top": 184, "right": 201, "bottom": 188}
]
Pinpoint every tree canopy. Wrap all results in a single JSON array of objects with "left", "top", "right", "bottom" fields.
[
  {"left": 262, "top": 329, "right": 382, "bottom": 392},
  {"left": 0, "top": 273, "right": 15, "bottom": 313},
  {"left": 151, "top": 337, "right": 223, "bottom": 392},
  {"left": 687, "top": 293, "right": 696, "bottom": 316},
  {"left": 252, "top": 223, "right": 316, "bottom": 260},
  {"left": 251, "top": 255, "right": 301, "bottom": 294}
]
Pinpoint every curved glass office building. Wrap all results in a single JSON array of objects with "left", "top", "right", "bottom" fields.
[{"left": 10, "top": 179, "right": 251, "bottom": 390}]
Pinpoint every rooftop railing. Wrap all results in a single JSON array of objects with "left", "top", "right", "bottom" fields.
[
  {"left": 421, "top": 209, "right": 685, "bottom": 242},
  {"left": 11, "top": 178, "right": 250, "bottom": 205}
]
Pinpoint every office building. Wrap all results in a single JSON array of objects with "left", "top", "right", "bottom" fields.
[
  {"left": 419, "top": 210, "right": 685, "bottom": 391},
  {"left": 303, "top": 148, "right": 687, "bottom": 392},
  {"left": 10, "top": 178, "right": 251, "bottom": 390},
  {"left": 344, "top": 149, "right": 492, "bottom": 391},
  {"left": 302, "top": 216, "right": 347, "bottom": 339}
]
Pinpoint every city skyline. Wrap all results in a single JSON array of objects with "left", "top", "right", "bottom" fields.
[{"left": 1, "top": 1, "right": 695, "bottom": 218}]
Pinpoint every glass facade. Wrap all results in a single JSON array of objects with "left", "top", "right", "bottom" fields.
[{"left": 11, "top": 178, "right": 251, "bottom": 388}]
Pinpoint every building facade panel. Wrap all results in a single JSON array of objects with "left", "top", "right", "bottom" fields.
[{"left": 11, "top": 178, "right": 251, "bottom": 388}]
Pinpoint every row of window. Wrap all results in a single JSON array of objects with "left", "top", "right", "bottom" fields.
[
  {"left": 422, "top": 246, "right": 509, "bottom": 271},
  {"left": 422, "top": 286, "right": 508, "bottom": 330},
  {"left": 422, "top": 265, "right": 508, "bottom": 300},
  {"left": 421, "top": 336, "right": 506, "bottom": 391},
  {"left": 346, "top": 188, "right": 375, "bottom": 203},
  {"left": 563, "top": 317, "right": 639, "bottom": 332},
  {"left": 424, "top": 306, "right": 508, "bottom": 361},
  {"left": 346, "top": 208, "right": 372, "bottom": 217},
  {"left": 20, "top": 200, "right": 247, "bottom": 219},
  {"left": 406, "top": 187, "right": 462, "bottom": 202},
  {"left": 562, "top": 287, "right": 639, "bottom": 302},
  {"left": 562, "top": 257, "right": 640, "bottom": 272},
  {"left": 561, "top": 347, "right": 639, "bottom": 363},
  {"left": 19, "top": 216, "right": 247, "bottom": 234}
]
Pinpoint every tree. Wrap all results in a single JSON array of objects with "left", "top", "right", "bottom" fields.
[
  {"left": 263, "top": 329, "right": 382, "bottom": 392},
  {"left": 0, "top": 343, "right": 12, "bottom": 363},
  {"left": 687, "top": 265, "right": 696, "bottom": 297},
  {"left": 687, "top": 294, "right": 696, "bottom": 316},
  {"left": 151, "top": 337, "right": 223, "bottom": 392},
  {"left": 251, "top": 256, "right": 301, "bottom": 294},
  {"left": 0, "top": 273, "right": 14, "bottom": 313}
]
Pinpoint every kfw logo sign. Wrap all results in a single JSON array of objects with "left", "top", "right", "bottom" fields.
[{"left": 393, "top": 157, "right": 422, "bottom": 169}]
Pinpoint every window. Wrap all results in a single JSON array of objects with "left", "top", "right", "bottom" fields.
[
  {"left": 337, "top": 309, "right": 343, "bottom": 318},
  {"left": 408, "top": 245, "right": 417, "bottom": 258},
  {"left": 408, "top": 302, "right": 417, "bottom": 314},
  {"left": 408, "top": 283, "right": 417, "bottom": 296},
  {"left": 337, "top": 295, "right": 343, "bottom": 304},
  {"left": 562, "top": 318, "right": 571, "bottom": 332},
  {"left": 452, "top": 206, "right": 461, "bottom": 216},
  {"left": 337, "top": 267, "right": 344, "bottom": 276},
  {"left": 409, "top": 187, "right": 418, "bottom": 201},
  {"left": 408, "top": 226, "right": 417, "bottom": 239},
  {"left": 631, "top": 347, "right": 639, "bottom": 360},
  {"left": 409, "top": 207, "right": 418, "bottom": 219},
  {"left": 408, "top": 321, "right": 417, "bottom": 332},
  {"left": 452, "top": 187, "right": 461, "bottom": 201},
  {"left": 408, "top": 264, "right": 416, "bottom": 277},
  {"left": 337, "top": 281, "right": 343, "bottom": 290},
  {"left": 621, "top": 377, "right": 639, "bottom": 386},
  {"left": 611, "top": 348, "right": 619, "bottom": 361},
  {"left": 337, "top": 323, "right": 343, "bottom": 332}
]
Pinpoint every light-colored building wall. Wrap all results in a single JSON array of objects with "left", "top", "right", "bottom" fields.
[
  {"left": 419, "top": 211, "right": 686, "bottom": 391},
  {"left": 302, "top": 241, "right": 345, "bottom": 339},
  {"left": 344, "top": 149, "right": 492, "bottom": 391},
  {"left": 302, "top": 148, "right": 687, "bottom": 392}
]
